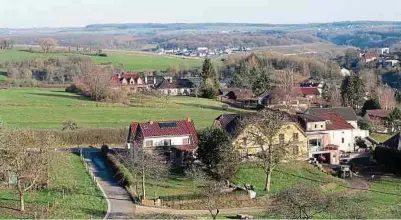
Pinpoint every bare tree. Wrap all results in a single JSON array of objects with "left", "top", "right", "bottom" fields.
[
  {"left": 273, "top": 185, "right": 335, "bottom": 219},
  {"left": 0, "top": 37, "right": 14, "bottom": 49},
  {"left": 7, "top": 67, "right": 19, "bottom": 79},
  {"left": 361, "top": 70, "right": 378, "bottom": 98},
  {"left": 0, "top": 129, "right": 58, "bottom": 211},
  {"left": 39, "top": 38, "right": 57, "bottom": 54},
  {"left": 185, "top": 165, "right": 208, "bottom": 192},
  {"left": 377, "top": 86, "right": 395, "bottom": 110},
  {"left": 203, "top": 181, "right": 224, "bottom": 220},
  {"left": 119, "top": 149, "right": 169, "bottom": 200},
  {"left": 73, "top": 63, "right": 113, "bottom": 101},
  {"left": 243, "top": 110, "right": 294, "bottom": 192},
  {"left": 275, "top": 69, "right": 295, "bottom": 106},
  {"left": 328, "top": 86, "right": 342, "bottom": 108}
]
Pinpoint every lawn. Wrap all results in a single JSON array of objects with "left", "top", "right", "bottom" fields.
[
  {"left": 341, "top": 177, "right": 401, "bottom": 218},
  {"left": 371, "top": 133, "right": 392, "bottom": 142},
  {"left": 0, "top": 153, "right": 107, "bottom": 219},
  {"left": 0, "top": 88, "right": 245, "bottom": 129},
  {"left": 235, "top": 161, "right": 345, "bottom": 196},
  {"left": 0, "top": 49, "right": 202, "bottom": 71},
  {"left": 92, "top": 51, "right": 202, "bottom": 71}
]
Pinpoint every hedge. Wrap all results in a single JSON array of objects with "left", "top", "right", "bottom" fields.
[{"left": 35, "top": 127, "right": 128, "bottom": 146}]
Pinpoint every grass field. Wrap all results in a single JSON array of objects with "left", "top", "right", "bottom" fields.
[
  {"left": 0, "top": 49, "right": 203, "bottom": 71},
  {"left": 371, "top": 133, "right": 392, "bottom": 142},
  {"left": 235, "top": 162, "right": 344, "bottom": 196},
  {"left": 0, "top": 88, "right": 245, "bottom": 129},
  {"left": 0, "top": 153, "right": 107, "bottom": 219}
]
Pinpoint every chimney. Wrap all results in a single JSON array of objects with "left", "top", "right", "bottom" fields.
[
  {"left": 145, "top": 76, "right": 148, "bottom": 84},
  {"left": 153, "top": 77, "right": 157, "bottom": 85},
  {"left": 149, "top": 121, "right": 154, "bottom": 125},
  {"left": 169, "top": 77, "right": 173, "bottom": 83}
]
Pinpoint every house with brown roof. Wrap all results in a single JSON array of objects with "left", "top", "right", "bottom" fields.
[
  {"left": 126, "top": 118, "right": 198, "bottom": 164},
  {"left": 156, "top": 78, "right": 194, "bottom": 96},
  {"left": 218, "top": 88, "right": 259, "bottom": 109},
  {"left": 363, "top": 109, "right": 391, "bottom": 133}
]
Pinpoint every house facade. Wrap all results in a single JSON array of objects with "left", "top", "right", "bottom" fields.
[
  {"left": 156, "top": 78, "right": 194, "bottom": 96},
  {"left": 303, "top": 107, "right": 369, "bottom": 152},
  {"left": 219, "top": 88, "right": 259, "bottom": 109},
  {"left": 213, "top": 114, "right": 308, "bottom": 158},
  {"left": 364, "top": 109, "right": 391, "bottom": 133},
  {"left": 126, "top": 118, "right": 198, "bottom": 164}
]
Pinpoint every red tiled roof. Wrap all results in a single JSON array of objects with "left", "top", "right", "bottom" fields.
[
  {"left": 130, "top": 119, "right": 198, "bottom": 151},
  {"left": 366, "top": 110, "right": 391, "bottom": 119},
  {"left": 318, "top": 113, "right": 354, "bottom": 130}
]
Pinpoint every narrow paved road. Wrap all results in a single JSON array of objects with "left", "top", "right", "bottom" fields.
[
  {"left": 134, "top": 205, "right": 266, "bottom": 216},
  {"left": 84, "top": 151, "right": 136, "bottom": 219}
]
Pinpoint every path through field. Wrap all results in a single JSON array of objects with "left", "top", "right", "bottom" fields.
[{"left": 83, "top": 150, "right": 136, "bottom": 219}]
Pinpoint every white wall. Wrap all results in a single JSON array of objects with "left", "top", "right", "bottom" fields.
[
  {"left": 307, "top": 122, "right": 326, "bottom": 131},
  {"left": 347, "top": 120, "right": 358, "bottom": 129},
  {"left": 326, "top": 128, "right": 368, "bottom": 152},
  {"left": 327, "top": 130, "right": 354, "bottom": 152},
  {"left": 143, "top": 135, "right": 191, "bottom": 147}
]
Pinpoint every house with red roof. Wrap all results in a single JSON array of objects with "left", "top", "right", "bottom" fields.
[
  {"left": 126, "top": 118, "right": 198, "bottom": 164},
  {"left": 111, "top": 73, "right": 164, "bottom": 91},
  {"left": 297, "top": 110, "right": 369, "bottom": 158}
]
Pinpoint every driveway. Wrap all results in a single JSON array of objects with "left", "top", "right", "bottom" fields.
[{"left": 83, "top": 150, "right": 136, "bottom": 219}]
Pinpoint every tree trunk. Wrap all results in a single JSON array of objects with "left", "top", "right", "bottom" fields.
[
  {"left": 142, "top": 167, "right": 146, "bottom": 199},
  {"left": 19, "top": 192, "right": 25, "bottom": 212},
  {"left": 264, "top": 168, "right": 272, "bottom": 192}
]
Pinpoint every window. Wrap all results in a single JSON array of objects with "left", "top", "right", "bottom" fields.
[
  {"left": 164, "top": 139, "right": 172, "bottom": 146},
  {"left": 321, "top": 125, "right": 323, "bottom": 128},
  {"left": 293, "top": 146, "right": 299, "bottom": 155},
  {"left": 279, "top": 134, "right": 285, "bottom": 144},
  {"left": 183, "top": 138, "right": 190, "bottom": 145},
  {"left": 342, "top": 138, "right": 345, "bottom": 144},
  {"left": 145, "top": 140, "right": 153, "bottom": 147},
  {"left": 293, "top": 133, "right": 299, "bottom": 142},
  {"left": 309, "top": 139, "right": 321, "bottom": 147},
  {"left": 315, "top": 124, "right": 317, "bottom": 129}
]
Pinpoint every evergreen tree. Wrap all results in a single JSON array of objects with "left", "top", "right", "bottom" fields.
[
  {"left": 341, "top": 74, "right": 365, "bottom": 109},
  {"left": 201, "top": 58, "right": 219, "bottom": 98},
  {"left": 362, "top": 99, "right": 381, "bottom": 115}
]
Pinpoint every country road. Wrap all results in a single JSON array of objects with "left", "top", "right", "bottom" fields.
[{"left": 82, "top": 150, "right": 136, "bottom": 219}]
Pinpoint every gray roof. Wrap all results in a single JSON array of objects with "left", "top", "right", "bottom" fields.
[
  {"left": 383, "top": 132, "right": 401, "bottom": 151},
  {"left": 306, "top": 107, "right": 358, "bottom": 121}
]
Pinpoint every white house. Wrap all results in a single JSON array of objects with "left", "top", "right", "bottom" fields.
[
  {"left": 156, "top": 78, "right": 195, "bottom": 96},
  {"left": 297, "top": 111, "right": 369, "bottom": 164},
  {"left": 304, "top": 108, "right": 369, "bottom": 152},
  {"left": 126, "top": 118, "right": 198, "bottom": 164}
]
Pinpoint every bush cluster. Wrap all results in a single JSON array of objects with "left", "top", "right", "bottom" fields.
[{"left": 34, "top": 127, "right": 128, "bottom": 146}]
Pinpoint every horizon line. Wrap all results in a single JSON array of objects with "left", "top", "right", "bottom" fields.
[{"left": 2, "top": 20, "right": 401, "bottom": 29}]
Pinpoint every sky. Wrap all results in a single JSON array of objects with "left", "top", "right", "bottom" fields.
[{"left": 1, "top": 0, "right": 401, "bottom": 28}]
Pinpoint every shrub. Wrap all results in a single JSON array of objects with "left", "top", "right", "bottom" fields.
[
  {"left": 98, "top": 53, "right": 108, "bottom": 57},
  {"left": 62, "top": 120, "right": 79, "bottom": 131},
  {"left": 35, "top": 127, "right": 127, "bottom": 146},
  {"left": 202, "top": 87, "right": 217, "bottom": 99}
]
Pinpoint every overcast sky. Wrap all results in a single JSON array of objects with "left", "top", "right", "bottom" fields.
[{"left": 1, "top": 0, "right": 401, "bottom": 28}]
